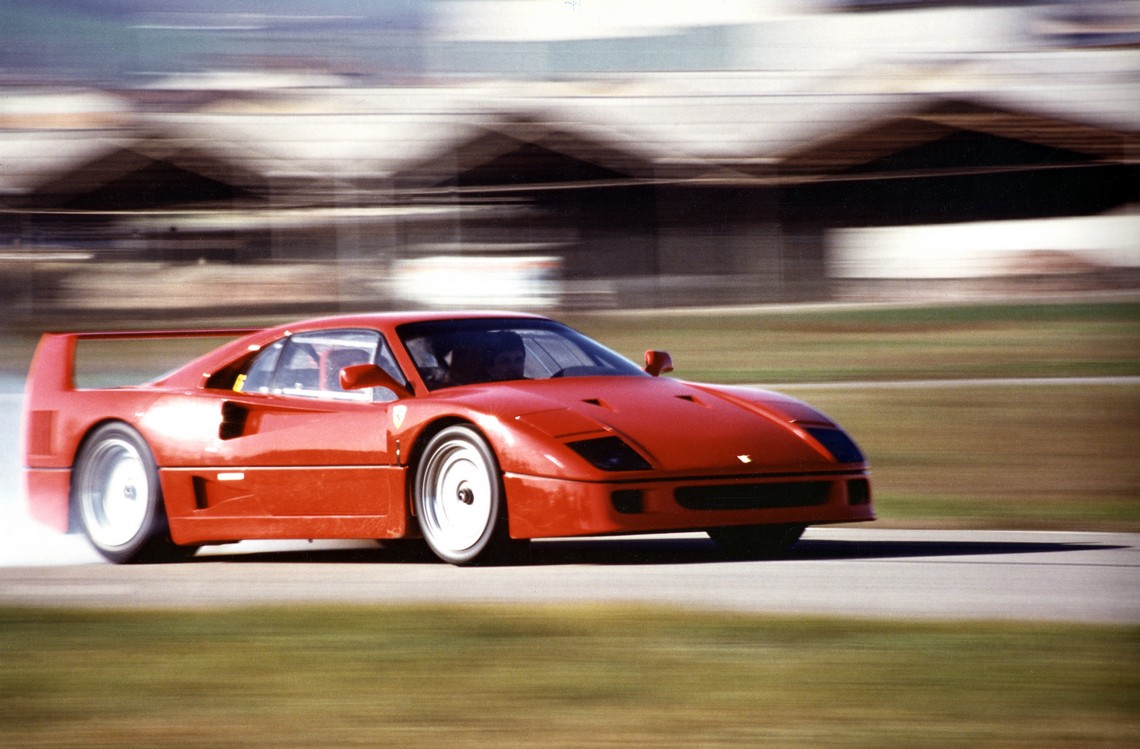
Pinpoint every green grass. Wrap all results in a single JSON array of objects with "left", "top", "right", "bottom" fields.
[
  {"left": 567, "top": 301, "right": 1140, "bottom": 383},
  {"left": 787, "top": 384, "right": 1140, "bottom": 529},
  {"left": 0, "top": 605, "right": 1136, "bottom": 748}
]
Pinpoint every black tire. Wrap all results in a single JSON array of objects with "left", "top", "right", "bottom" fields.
[
  {"left": 707, "top": 524, "right": 805, "bottom": 559},
  {"left": 73, "top": 423, "right": 195, "bottom": 564},
  {"left": 413, "top": 425, "right": 518, "bottom": 565}
]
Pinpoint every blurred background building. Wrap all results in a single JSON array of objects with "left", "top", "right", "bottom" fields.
[{"left": 1, "top": 0, "right": 1137, "bottom": 323}]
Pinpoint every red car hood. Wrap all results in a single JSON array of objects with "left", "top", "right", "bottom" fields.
[{"left": 461, "top": 376, "right": 842, "bottom": 476}]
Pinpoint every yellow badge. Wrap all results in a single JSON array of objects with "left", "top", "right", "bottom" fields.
[{"left": 392, "top": 404, "right": 407, "bottom": 430}]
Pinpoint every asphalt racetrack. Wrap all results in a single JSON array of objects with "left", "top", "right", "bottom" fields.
[{"left": 2, "top": 377, "right": 1137, "bottom": 622}]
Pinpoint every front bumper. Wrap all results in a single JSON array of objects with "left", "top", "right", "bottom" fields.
[{"left": 503, "top": 471, "right": 873, "bottom": 539}]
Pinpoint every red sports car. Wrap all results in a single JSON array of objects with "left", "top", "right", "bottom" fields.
[{"left": 23, "top": 312, "right": 873, "bottom": 565}]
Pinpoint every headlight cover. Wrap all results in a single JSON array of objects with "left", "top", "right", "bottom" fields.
[
  {"left": 567, "top": 436, "right": 652, "bottom": 471},
  {"left": 804, "top": 427, "right": 866, "bottom": 464}
]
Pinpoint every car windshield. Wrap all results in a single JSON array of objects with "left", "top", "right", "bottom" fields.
[{"left": 398, "top": 318, "right": 647, "bottom": 391}]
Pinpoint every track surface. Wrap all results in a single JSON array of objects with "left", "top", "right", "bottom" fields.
[
  {"left": 1, "top": 527, "right": 1136, "bottom": 622},
  {"left": 2, "top": 378, "right": 1137, "bottom": 622}
]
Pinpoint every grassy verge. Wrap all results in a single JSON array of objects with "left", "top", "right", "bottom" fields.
[
  {"left": 567, "top": 300, "right": 1140, "bottom": 383},
  {"left": 1, "top": 605, "right": 1136, "bottom": 749},
  {"left": 788, "top": 384, "right": 1140, "bottom": 530}
]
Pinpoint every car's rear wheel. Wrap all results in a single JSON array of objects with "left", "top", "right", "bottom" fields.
[
  {"left": 74, "top": 423, "right": 195, "bottom": 564},
  {"left": 414, "top": 425, "right": 518, "bottom": 565},
  {"left": 707, "top": 523, "right": 805, "bottom": 559}
]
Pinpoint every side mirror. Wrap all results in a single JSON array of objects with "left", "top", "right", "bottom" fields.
[
  {"left": 644, "top": 350, "right": 674, "bottom": 377},
  {"left": 339, "top": 363, "right": 413, "bottom": 400}
]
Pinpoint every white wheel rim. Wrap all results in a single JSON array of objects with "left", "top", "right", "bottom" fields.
[
  {"left": 420, "top": 438, "right": 495, "bottom": 555},
  {"left": 79, "top": 438, "right": 150, "bottom": 549}
]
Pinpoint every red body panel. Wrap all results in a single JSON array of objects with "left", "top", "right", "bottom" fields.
[
  {"left": 24, "top": 469, "right": 70, "bottom": 532},
  {"left": 22, "top": 312, "right": 873, "bottom": 549}
]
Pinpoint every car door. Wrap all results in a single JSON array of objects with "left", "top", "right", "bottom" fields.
[{"left": 204, "top": 329, "right": 402, "bottom": 519}]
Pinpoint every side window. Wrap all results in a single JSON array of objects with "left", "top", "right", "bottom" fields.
[
  {"left": 236, "top": 340, "right": 284, "bottom": 394},
  {"left": 236, "top": 330, "right": 403, "bottom": 403},
  {"left": 276, "top": 339, "right": 322, "bottom": 395}
]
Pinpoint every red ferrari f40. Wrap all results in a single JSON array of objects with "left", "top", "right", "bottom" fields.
[{"left": 23, "top": 312, "right": 873, "bottom": 564}]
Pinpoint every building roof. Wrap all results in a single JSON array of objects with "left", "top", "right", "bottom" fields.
[{"left": 1, "top": 52, "right": 1135, "bottom": 204}]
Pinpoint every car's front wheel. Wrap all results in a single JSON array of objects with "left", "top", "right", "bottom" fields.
[
  {"left": 414, "top": 425, "right": 518, "bottom": 565},
  {"left": 707, "top": 523, "right": 805, "bottom": 559},
  {"left": 74, "top": 423, "right": 195, "bottom": 564}
]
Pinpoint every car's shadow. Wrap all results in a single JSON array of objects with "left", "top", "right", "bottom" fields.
[
  {"left": 525, "top": 536, "right": 1120, "bottom": 566},
  {"left": 191, "top": 535, "right": 1121, "bottom": 566}
]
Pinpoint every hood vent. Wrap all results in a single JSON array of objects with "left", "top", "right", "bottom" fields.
[{"left": 675, "top": 394, "right": 709, "bottom": 408}]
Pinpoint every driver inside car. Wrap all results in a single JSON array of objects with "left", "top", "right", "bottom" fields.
[{"left": 485, "top": 331, "right": 526, "bottom": 381}]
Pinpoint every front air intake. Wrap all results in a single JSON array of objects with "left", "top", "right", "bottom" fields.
[
  {"left": 676, "top": 481, "right": 830, "bottom": 511},
  {"left": 847, "top": 478, "right": 871, "bottom": 506},
  {"left": 611, "top": 490, "right": 644, "bottom": 514}
]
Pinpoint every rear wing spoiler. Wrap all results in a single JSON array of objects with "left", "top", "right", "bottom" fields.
[{"left": 27, "top": 328, "right": 260, "bottom": 394}]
